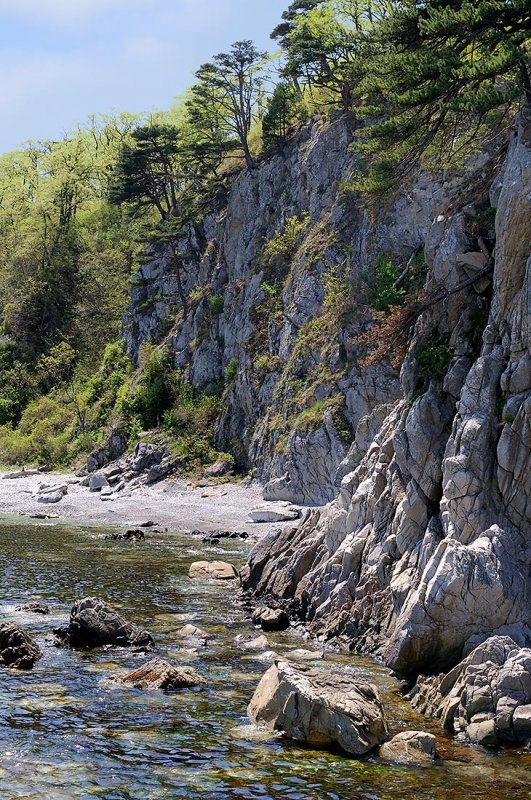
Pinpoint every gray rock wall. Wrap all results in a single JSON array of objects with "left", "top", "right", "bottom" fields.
[
  {"left": 123, "top": 117, "right": 469, "bottom": 504},
  {"left": 242, "top": 127, "right": 531, "bottom": 677}
]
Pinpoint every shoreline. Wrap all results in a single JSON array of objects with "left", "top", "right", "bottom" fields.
[{"left": 0, "top": 471, "right": 288, "bottom": 539}]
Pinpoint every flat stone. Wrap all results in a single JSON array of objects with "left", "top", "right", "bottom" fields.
[
  {"left": 188, "top": 561, "right": 238, "bottom": 581},
  {"left": 248, "top": 507, "right": 301, "bottom": 523},
  {"left": 240, "top": 635, "right": 269, "bottom": 652},
  {"left": 116, "top": 658, "right": 205, "bottom": 691},
  {"left": 16, "top": 602, "right": 50, "bottom": 615}
]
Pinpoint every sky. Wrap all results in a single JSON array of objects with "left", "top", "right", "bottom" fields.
[{"left": 0, "top": 0, "right": 288, "bottom": 153}]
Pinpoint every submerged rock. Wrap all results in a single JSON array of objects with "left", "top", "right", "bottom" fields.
[
  {"left": 248, "top": 660, "right": 387, "bottom": 755},
  {"left": 116, "top": 658, "right": 205, "bottom": 691},
  {"left": 105, "top": 529, "right": 145, "bottom": 542},
  {"left": 16, "top": 602, "right": 50, "bottom": 615},
  {"left": 188, "top": 561, "right": 238, "bottom": 581},
  {"left": 0, "top": 623, "right": 42, "bottom": 669},
  {"left": 411, "top": 636, "right": 531, "bottom": 747},
  {"left": 176, "top": 624, "right": 211, "bottom": 647},
  {"left": 239, "top": 634, "right": 270, "bottom": 652},
  {"left": 54, "top": 597, "right": 154, "bottom": 650},
  {"left": 379, "top": 731, "right": 438, "bottom": 765}
]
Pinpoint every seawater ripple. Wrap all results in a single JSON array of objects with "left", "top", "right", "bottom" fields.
[{"left": 0, "top": 520, "right": 529, "bottom": 800}]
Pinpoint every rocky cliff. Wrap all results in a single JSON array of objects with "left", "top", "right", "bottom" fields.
[
  {"left": 242, "top": 119, "right": 530, "bottom": 686},
  {"left": 124, "top": 115, "right": 494, "bottom": 506},
  {"left": 124, "top": 109, "right": 530, "bottom": 742}
]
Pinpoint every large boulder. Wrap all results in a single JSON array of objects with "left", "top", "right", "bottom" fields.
[
  {"left": 116, "top": 658, "right": 205, "bottom": 691},
  {"left": 0, "top": 623, "right": 42, "bottom": 669},
  {"left": 89, "top": 473, "right": 110, "bottom": 493},
  {"left": 188, "top": 561, "right": 238, "bottom": 581},
  {"left": 379, "top": 731, "right": 437, "bottom": 765},
  {"left": 54, "top": 597, "right": 154, "bottom": 650},
  {"left": 248, "top": 660, "right": 387, "bottom": 755},
  {"left": 411, "top": 636, "right": 531, "bottom": 746}
]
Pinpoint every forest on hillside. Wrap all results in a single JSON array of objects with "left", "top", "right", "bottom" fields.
[{"left": 0, "top": 0, "right": 528, "bottom": 469}]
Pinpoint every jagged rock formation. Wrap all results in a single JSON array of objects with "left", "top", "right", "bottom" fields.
[
  {"left": 241, "top": 124, "right": 530, "bottom": 683},
  {"left": 125, "top": 104, "right": 529, "bottom": 706},
  {"left": 411, "top": 636, "right": 531, "bottom": 747},
  {"left": 0, "top": 623, "right": 42, "bottom": 669}
]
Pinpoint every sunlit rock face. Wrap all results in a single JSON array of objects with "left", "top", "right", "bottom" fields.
[
  {"left": 124, "top": 117, "right": 463, "bottom": 504},
  {"left": 242, "top": 129, "right": 531, "bottom": 678}
]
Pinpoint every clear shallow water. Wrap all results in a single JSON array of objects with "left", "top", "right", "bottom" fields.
[{"left": 0, "top": 518, "right": 529, "bottom": 800}]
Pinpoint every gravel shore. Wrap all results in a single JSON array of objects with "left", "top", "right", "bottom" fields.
[{"left": 0, "top": 471, "right": 280, "bottom": 538}]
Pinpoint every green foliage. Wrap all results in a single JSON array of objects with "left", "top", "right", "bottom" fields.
[
  {"left": 416, "top": 332, "right": 453, "bottom": 380},
  {"left": 119, "top": 344, "right": 176, "bottom": 431},
  {"left": 188, "top": 41, "right": 269, "bottom": 170},
  {"left": 109, "top": 124, "right": 181, "bottom": 220},
  {"left": 355, "top": 0, "right": 530, "bottom": 187},
  {"left": 263, "top": 213, "right": 310, "bottom": 275},
  {"left": 366, "top": 255, "right": 405, "bottom": 312},
  {"left": 224, "top": 357, "right": 238, "bottom": 381},
  {"left": 262, "top": 82, "right": 303, "bottom": 149},
  {"left": 208, "top": 294, "right": 224, "bottom": 314},
  {"left": 161, "top": 384, "right": 229, "bottom": 472},
  {"left": 260, "top": 280, "right": 282, "bottom": 299}
]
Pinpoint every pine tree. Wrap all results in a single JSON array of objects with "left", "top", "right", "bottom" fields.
[{"left": 358, "top": 0, "right": 531, "bottom": 186}]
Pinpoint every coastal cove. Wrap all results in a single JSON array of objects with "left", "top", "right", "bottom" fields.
[{"left": 0, "top": 514, "right": 530, "bottom": 800}]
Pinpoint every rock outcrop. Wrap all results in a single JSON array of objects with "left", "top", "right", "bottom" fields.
[
  {"left": 0, "top": 623, "right": 42, "bottom": 669},
  {"left": 248, "top": 660, "right": 387, "bottom": 755},
  {"left": 116, "top": 658, "right": 205, "bottom": 691},
  {"left": 411, "top": 636, "right": 531, "bottom": 747},
  {"left": 54, "top": 597, "right": 154, "bottom": 649}
]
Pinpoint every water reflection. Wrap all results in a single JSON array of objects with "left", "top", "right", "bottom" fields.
[{"left": 0, "top": 518, "right": 529, "bottom": 799}]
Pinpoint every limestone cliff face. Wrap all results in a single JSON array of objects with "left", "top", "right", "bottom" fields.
[
  {"left": 124, "top": 117, "right": 472, "bottom": 505},
  {"left": 242, "top": 127, "right": 531, "bottom": 676}
]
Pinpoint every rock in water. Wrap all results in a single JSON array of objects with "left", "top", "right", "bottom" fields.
[
  {"left": 16, "top": 602, "right": 50, "bottom": 615},
  {"left": 252, "top": 606, "right": 290, "bottom": 632},
  {"left": 116, "top": 658, "right": 205, "bottom": 691},
  {"left": 380, "top": 731, "right": 437, "bottom": 765},
  {"left": 188, "top": 561, "right": 238, "bottom": 580},
  {"left": 0, "top": 623, "right": 43, "bottom": 669},
  {"left": 54, "top": 597, "right": 154, "bottom": 649},
  {"left": 248, "top": 660, "right": 387, "bottom": 755}
]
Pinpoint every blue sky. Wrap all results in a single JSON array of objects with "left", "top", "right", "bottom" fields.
[{"left": 0, "top": 0, "right": 288, "bottom": 153}]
